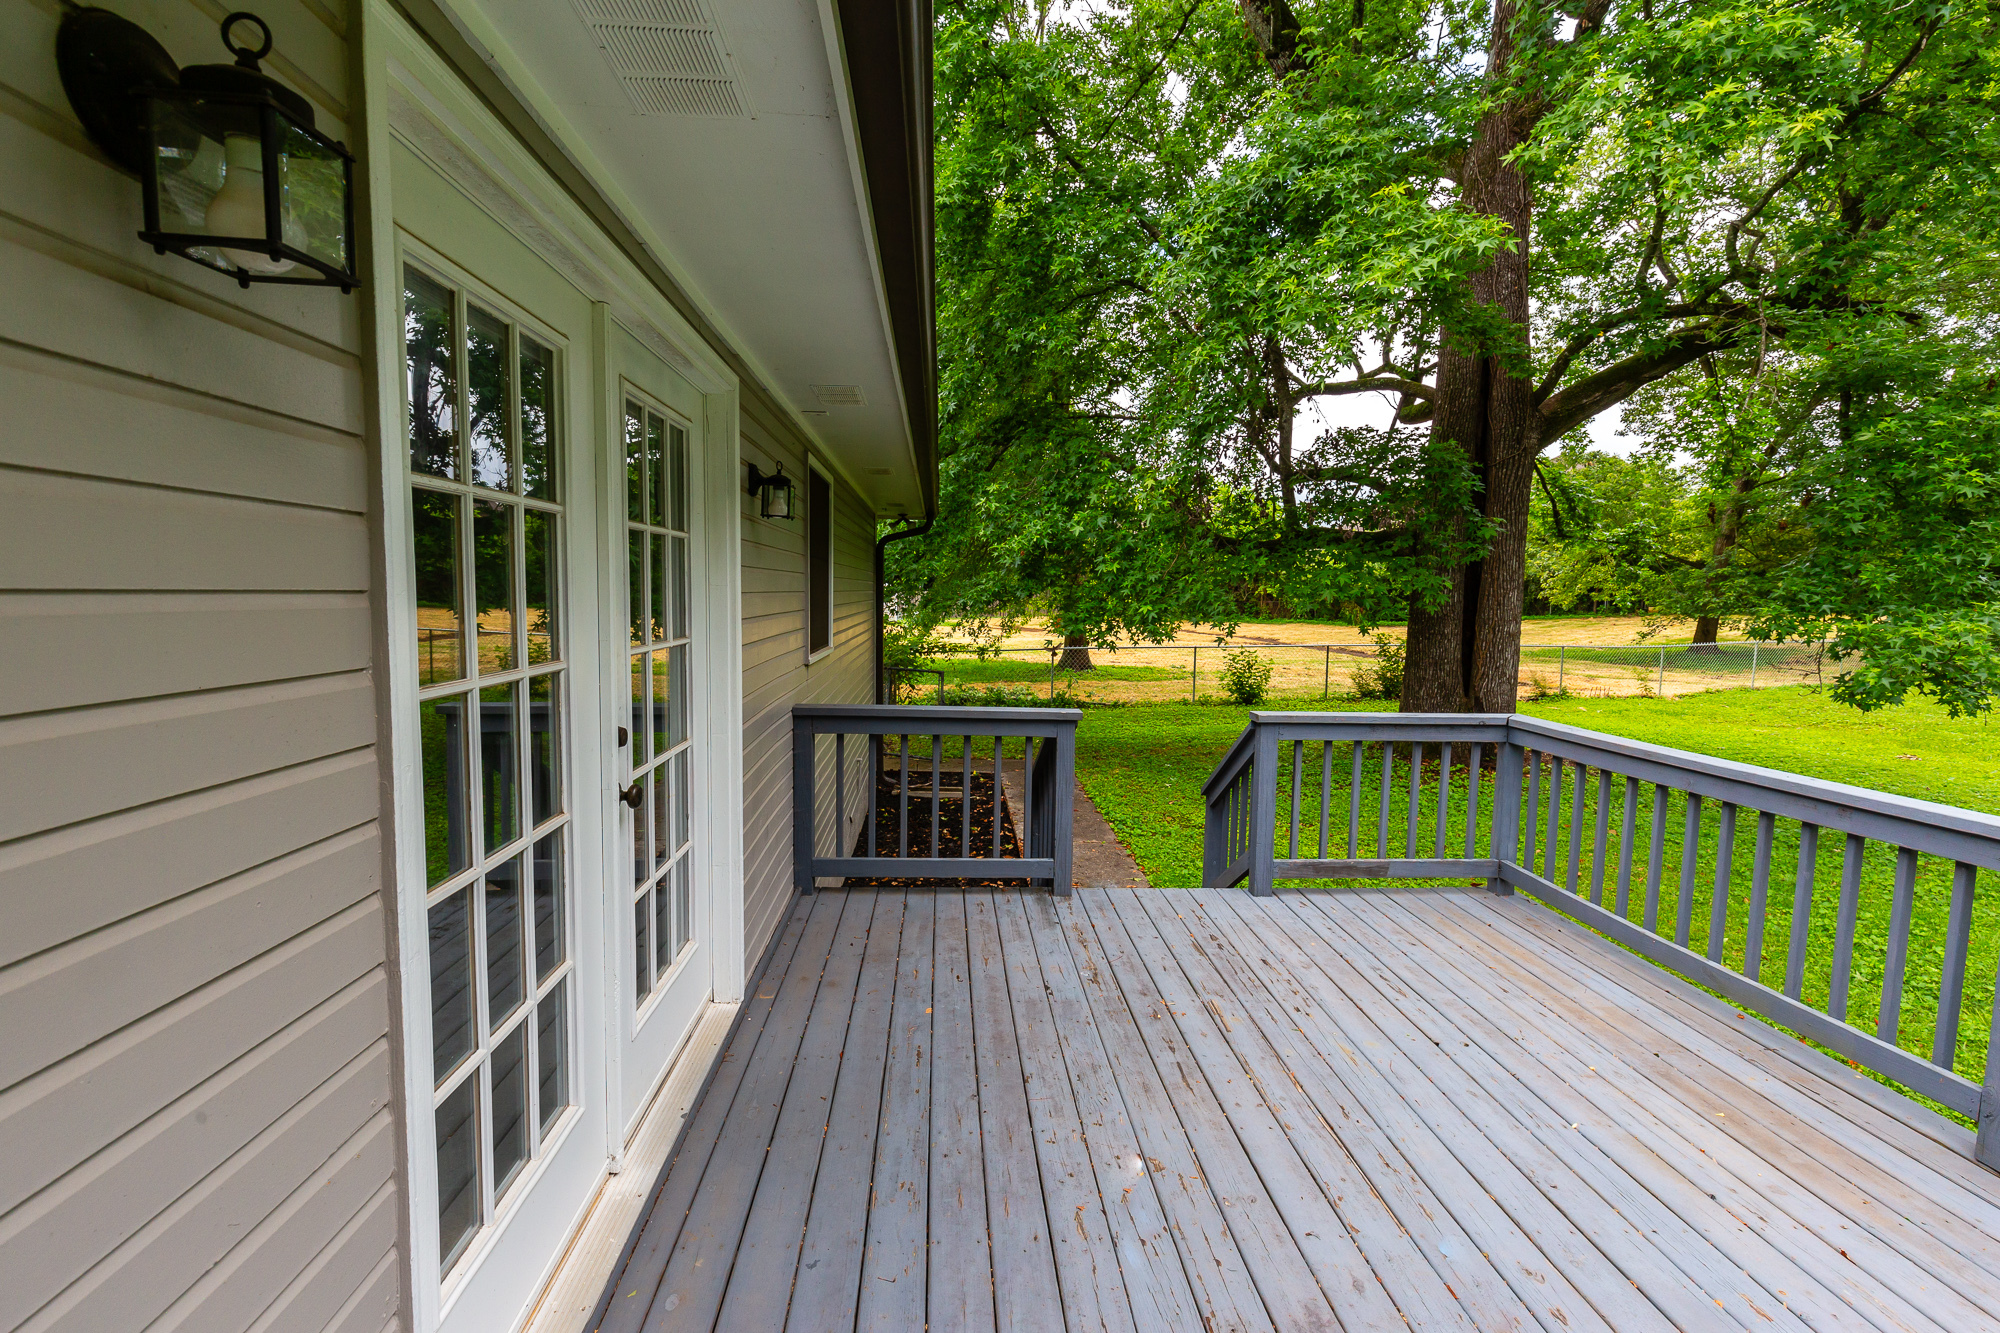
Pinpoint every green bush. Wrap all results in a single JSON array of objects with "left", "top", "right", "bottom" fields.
[
  {"left": 1218, "top": 649, "right": 1274, "bottom": 706},
  {"left": 939, "top": 682, "right": 1085, "bottom": 709},
  {"left": 1353, "top": 633, "right": 1406, "bottom": 702}
]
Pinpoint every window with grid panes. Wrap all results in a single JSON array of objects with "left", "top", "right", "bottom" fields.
[
  {"left": 404, "top": 263, "right": 573, "bottom": 1276},
  {"left": 625, "top": 399, "right": 694, "bottom": 1007}
]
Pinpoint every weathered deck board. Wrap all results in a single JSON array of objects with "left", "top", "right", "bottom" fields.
[{"left": 593, "top": 888, "right": 2000, "bottom": 1332}]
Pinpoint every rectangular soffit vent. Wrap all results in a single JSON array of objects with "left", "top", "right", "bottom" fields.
[
  {"left": 812, "top": 384, "right": 866, "bottom": 407},
  {"left": 572, "top": 0, "right": 748, "bottom": 118}
]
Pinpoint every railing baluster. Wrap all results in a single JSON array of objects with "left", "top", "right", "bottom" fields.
[
  {"left": 1524, "top": 752, "right": 1540, "bottom": 869},
  {"left": 898, "top": 733, "right": 910, "bottom": 858},
  {"left": 1434, "top": 742, "right": 1453, "bottom": 857},
  {"left": 1616, "top": 776, "right": 1637, "bottom": 917},
  {"left": 1644, "top": 783, "right": 1667, "bottom": 932},
  {"left": 1566, "top": 762, "right": 1586, "bottom": 893},
  {"left": 992, "top": 735, "right": 1003, "bottom": 857},
  {"left": 1744, "top": 811, "right": 1775, "bottom": 982},
  {"left": 1675, "top": 792, "right": 1704, "bottom": 948},
  {"left": 1590, "top": 769, "right": 1610, "bottom": 904},
  {"left": 1405, "top": 742, "right": 1423, "bottom": 857},
  {"left": 1347, "top": 741, "right": 1362, "bottom": 857},
  {"left": 1706, "top": 802, "right": 1737, "bottom": 963},
  {"left": 1377, "top": 741, "right": 1393, "bottom": 857},
  {"left": 1933, "top": 861, "right": 1978, "bottom": 1069},
  {"left": 1877, "top": 847, "right": 1919, "bottom": 1045},
  {"left": 961, "top": 735, "right": 972, "bottom": 856},
  {"left": 835, "top": 731, "right": 846, "bottom": 855},
  {"left": 931, "top": 732, "right": 942, "bottom": 858},
  {"left": 1023, "top": 736, "right": 1035, "bottom": 862},
  {"left": 1784, "top": 823, "right": 1819, "bottom": 999},
  {"left": 1464, "top": 743, "right": 1483, "bottom": 859},
  {"left": 868, "top": 734, "right": 880, "bottom": 859},
  {"left": 1290, "top": 738, "right": 1304, "bottom": 859},
  {"left": 1319, "top": 740, "right": 1334, "bottom": 858},
  {"left": 1544, "top": 756, "right": 1564, "bottom": 880},
  {"left": 1829, "top": 833, "right": 1866, "bottom": 1020}
]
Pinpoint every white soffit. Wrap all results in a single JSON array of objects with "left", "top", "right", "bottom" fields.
[{"left": 474, "top": 0, "right": 919, "bottom": 514}]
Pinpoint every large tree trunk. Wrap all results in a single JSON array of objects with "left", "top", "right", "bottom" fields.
[
  {"left": 1059, "top": 631, "right": 1094, "bottom": 671},
  {"left": 1402, "top": 2, "right": 1540, "bottom": 713},
  {"left": 1689, "top": 472, "right": 1754, "bottom": 649}
]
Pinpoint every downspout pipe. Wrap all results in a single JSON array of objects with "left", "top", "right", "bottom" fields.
[{"left": 874, "top": 518, "right": 933, "bottom": 703}]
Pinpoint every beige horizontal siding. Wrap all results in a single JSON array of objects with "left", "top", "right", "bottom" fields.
[
  {"left": 0, "top": 2, "right": 400, "bottom": 1331},
  {"left": 738, "top": 395, "right": 878, "bottom": 974}
]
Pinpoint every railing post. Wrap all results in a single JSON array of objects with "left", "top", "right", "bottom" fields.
[
  {"left": 793, "top": 712, "right": 815, "bottom": 894},
  {"left": 1250, "top": 721, "right": 1279, "bottom": 897},
  {"left": 1491, "top": 738, "right": 1522, "bottom": 894},
  {"left": 1979, "top": 954, "right": 2000, "bottom": 1170},
  {"left": 1052, "top": 723, "right": 1076, "bottom": 897}
]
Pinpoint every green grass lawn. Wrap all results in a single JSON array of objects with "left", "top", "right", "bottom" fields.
[
  {"left": 933, "top": 658, "right": 1185, "bottom": 684},
  {"left": 1075, "top": 686, "right": 2000, "bottom": 1113}
]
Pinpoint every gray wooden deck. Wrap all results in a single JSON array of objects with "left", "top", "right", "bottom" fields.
[{"left": 591, "top": 887, "right": 2000, "bottom": 1332}]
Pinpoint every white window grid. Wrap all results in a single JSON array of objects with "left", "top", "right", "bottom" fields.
[{"left": 402, "top": 256, "right": 576, "bottom": 1279}]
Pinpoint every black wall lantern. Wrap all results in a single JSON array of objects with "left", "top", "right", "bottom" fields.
[
  {"left": 57, "top": 8, "right": 358, "bottom": 292},
  {"left": 747, "top": 463, "right": 796, "bottom": 520}
]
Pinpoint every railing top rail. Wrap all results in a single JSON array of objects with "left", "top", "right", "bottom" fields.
[
  {"left": 1201, "top": 724, "right": 1261, "bottom": 799},
  {"left": 793, "top": 703, "right": 1082, "bottom": 726},
  {"left": 1511, "top": 714, "right": 2000, "bottom": 861}
]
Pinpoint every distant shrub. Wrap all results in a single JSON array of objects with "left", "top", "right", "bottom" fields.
[
  {"left": 1219, "top": 649, "right": 1274, "bottom": 706},
  {"left": 939, "top": 682, "right": 1084, "bottom": 709},
  {"left": 1352, "top": 633, "right": 1405, "bottom": 701}
]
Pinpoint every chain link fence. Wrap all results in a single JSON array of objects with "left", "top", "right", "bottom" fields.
[{"left": 908, "top": 640, "right": 1834, "bottom": 706}]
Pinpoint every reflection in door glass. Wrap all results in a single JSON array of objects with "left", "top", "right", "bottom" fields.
[
  {"left": 624, "top": 402, "right": 645, "bottom": 523},
  {"left": 405, "top": 268, "right": 458, "bottom": 480},
  {"left": 429, "top": 888, "right": 474, "bottom": 1080},
  {"left": 654, "top": 869, "right": 674, "bottom": 977},
  {"left": 651, "top": 648, "right": 670, "bottom": 757},
  {"left": 485, "top": 854, "right": 525, "bottom": 1026},
  {"left": 491, "top": 1022, "right": 530, "bottom": 1200},
  {"left": 533, "top": 830, "right": 564, "bottom": 979},
  {"left": 467, "top": 304, "right": 513, "bottom": 489},
  {"left": 634, "top": 898, "right": 651, "bottom": 1001},
  {"left": 521, "top": 333, "right": 556, "bottom": 500},
  {"left": 480, "top": 683, "right": 519, "bottom": 854},
  {"left": 421, "top": 695, "right": 469, "bottom": 886},
  {"left": 628, "top": 530, "right": 645, "bottom": 648},
  {"left": 523, "top": 509, "right": 558, "bottom": 665},
  {"left": 537, "top": 989, "right": 567, "bottom": 1138},
  {"left": 412, "top": 489, "right": 463, "bottom": 685},
  {"left": 474, "top": 501, "right": 516, "bottom": 673},
  {"left": 529, "top": 673, "right": 560, "bottom": 826},
  {"left": 436, "top": 1078, "right": 480, "bottom": 1270}
]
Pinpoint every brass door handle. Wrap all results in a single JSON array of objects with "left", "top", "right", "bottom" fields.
[{"left": 619, "top": 782, "right": 644, "bottom": 809}]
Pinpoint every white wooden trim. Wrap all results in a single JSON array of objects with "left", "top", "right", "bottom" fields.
[{"left": 705, "top": 387, "right": 746, "bottom": 1003}]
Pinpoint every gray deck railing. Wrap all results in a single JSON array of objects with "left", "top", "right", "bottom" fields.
[
  {"left": 1203, "top": 711, "right": 2000, "bottom": 1168},
  {"left": 794, "top": 704, "right": 1079, "bottom": 894}
]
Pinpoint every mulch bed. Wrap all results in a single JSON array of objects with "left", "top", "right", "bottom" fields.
[{"left": 843, "top": 766, "right": 1030, "bottom": 888}]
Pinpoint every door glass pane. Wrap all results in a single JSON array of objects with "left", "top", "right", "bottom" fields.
[
  {"left": 421, "top": 695, "right": 470, "bottom": 887},
  {"left": 523, "top": 509, "right": 557, "bottom": 666},
  {"left": 668, "top": 644, "right": 689, "bottom": 747},
  {"left": 652, "top": 764, "right": 669, "bottom": 872},
  {"left": 520, "top": 333, "right": 556, "bottom": 500},
  {"left": 467, "top": 305, "right": 512, "bottom": 490},
  {"left": 529, "top": 672, "right": 560, "bottom": 826},
  {"left": 674, "top": 860, "right": 691, "bottom": 959},
  {"left": 672, "top": 748, "right": 690, "bottom": 854},
  {"left": 668, "top": 868, "right": 684, "bottom": 972},
  {"left": 533, "top": 830, "right": 564, "bottom": 980},
  {"left": 491, "top": 1022, "right": 530, "bottom": 1200},
  {"left": 405, "top": 269, "right": 458, "bottom": 480},
  {"left": 537, "top": 988, "right": 567, "bottom": 1138},
  {"left": 629, "top": 654, "right": 648, "bottom": 765},
  {"left": 436, "top": 1077, "right": 480, "bottom": 1272},
  {"left": 480, "top": 683, "right": 519, "bottom": 854},
  {"left": 624, "top": 402, "right": 644, "bottom": 523},
  {"left": 485, "top": 854, "right": 525, "bottom": 1027},
  {"left": 646, "top": 413, "right": 666, "bottom": 531},
  {"left": 632, "top": 772, "right": 649, "bottom": 887},
  {"left": 628, "top": 530, "right": 645, "bottom": 647},
  {"left": 669, "top": 423, "right": 688, "bottom": 531},
  {"left": 669, "top": 535, "right": 689, "bottom": 640},
  {"left": 634, "top": 897, "right": 651, "bottom": 1000},
  {"left": 650, "top": 648, "right": 670, "bottom": 757},
  {"left": 649, "top": 528, "right": 665, "bottom": 641},
  {"left": 412, "top": 488, "right": 462, "bottom": 685},
  {"left": 474, "top": 501, "right": 515, "bottom": 674},
  {"left": 429, "top": 888, "right": 475, "bottom": 1081}
]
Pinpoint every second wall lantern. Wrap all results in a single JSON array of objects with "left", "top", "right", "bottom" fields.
[
  {"left": 57, "top": 8, "right": 358, "bottom": 291},
  {"left": 747, "top": 463, "right": 797, "bottom": 520}
]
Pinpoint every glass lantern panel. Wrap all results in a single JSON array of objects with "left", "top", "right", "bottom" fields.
[
  {"left": 149, "top": 98, "right": 225, "bottom": 249},
  {"left": 277, "top": 115, "right": 349, "bottom": 272}
]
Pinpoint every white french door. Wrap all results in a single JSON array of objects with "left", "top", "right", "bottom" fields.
[{"left": 606, "top": 325, "right": 711, "bottom": 1127}]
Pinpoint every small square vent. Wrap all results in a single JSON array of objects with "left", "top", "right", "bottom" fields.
[
  {"left": 812, "top": 384, "right": 867, "bottom": 407},
  {"left": 573, "top": 0, "right": 747, "bottom": 118}
]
